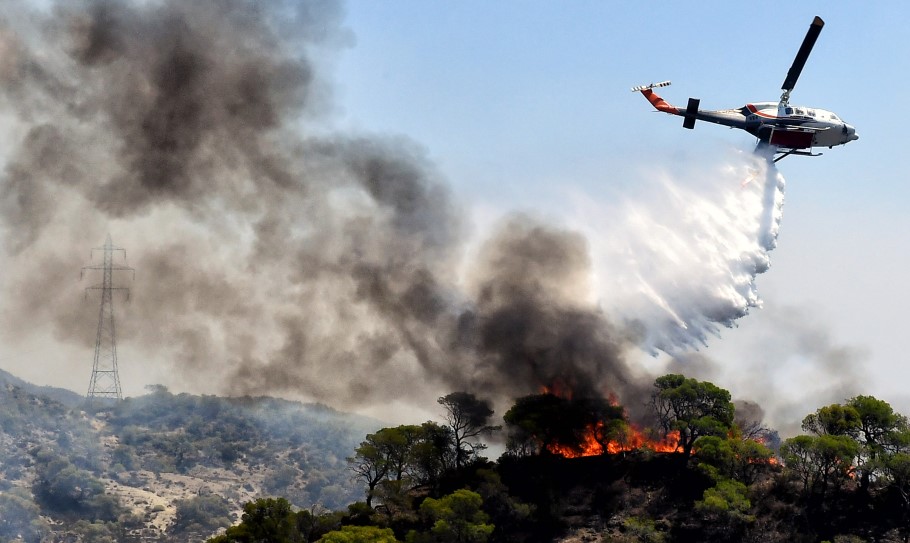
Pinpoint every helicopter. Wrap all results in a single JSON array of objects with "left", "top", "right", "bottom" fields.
[{"left": 633, "top": 16, "right": 857, "bottom": 162}]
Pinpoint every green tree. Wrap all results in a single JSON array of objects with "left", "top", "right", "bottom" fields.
[
  {"left": 349, "top": 422, "right": 465, "bottom": 509},
  {"left": 295, "top": 506, "right": 345, "bottom": 543},
  {"left": 0, "top": 487, "right": 49, "bottom": 543},
  {"left": 383, "top": 425, "right": 423, "bottom": 483},
  {"left": 172, "top": 494, "right": 233, "bottom": 536},
  {"left": 650, "top": 374, "right": 735, "bottom": 457},
  {"left": 437, "top": 392, "right": 500, "bottom": 469},
  {"left": 318, "top": 525, "right": 401, "bottom": 543},
  {"left": 696, "top": 479, "right": 752, "bottom": 517},
  {"left": 30, "top": 450, "right": 124, "bottom": 521},
  {"left": 695, "top": 433, "right": 775, "bottom": 485},
  {"left": 801, "top": 396, "right": 910, "bottom": 492},
  {"left": 210, "top": 498, "right": 298, "bottom": 543},
  {"left": 781, "top": 434, "right": 858, "bottom": 500},
  {"left": 349, "top": 425, "right": 436, "bottom": 507},
  {"left": 408, "top": 489, "right": 494, "bottom": 543},
  {"left": 801, "top": 404, "right": 861, "bottom": 437},
  {"left": 409, "top": 422, "right": 456, "bottom": 488},
  {"left": 847, "top": 395, "right": 909, "bottom": 490},
  {"left": 472, "top": 469, "right": 533, "bottom": 539},
  {"left": 883, "top": 452, "right": 910, "bottom": 539},
  {"left": 620, "top": 516, "right": 665, "bottom": 543},
  {"left": 348, "top": 433, "right": 392, "bottom": 508},
  {"left": 695, "top": 478, "right": 754, "bottom": 539}
]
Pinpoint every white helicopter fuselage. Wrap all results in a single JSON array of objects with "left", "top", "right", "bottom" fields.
[{"left": 744, "top": 102, "right": 858, "bottom": 149}]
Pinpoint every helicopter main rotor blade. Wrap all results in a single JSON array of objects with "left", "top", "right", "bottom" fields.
[{"left": 781, "top": 16, "right": 824, "bottom": 93}]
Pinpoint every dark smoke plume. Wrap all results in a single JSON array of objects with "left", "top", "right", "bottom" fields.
[
  {"left": 463, "top": 217, "right": 648, "bottom": 406},
  {"left": 0, "top": 0, "right": 796, "bottom": 426},
  {"left": 0, "top": 0, "right": 643, "bottom": 416}
]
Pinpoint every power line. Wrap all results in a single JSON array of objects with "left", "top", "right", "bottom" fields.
[{"left": 81, "top": 234, "right": 134, "bottom": 401}]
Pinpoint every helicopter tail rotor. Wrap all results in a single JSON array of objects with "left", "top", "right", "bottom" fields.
[{"left": 631, "top": 81, "right": 671, "bottom": 92}]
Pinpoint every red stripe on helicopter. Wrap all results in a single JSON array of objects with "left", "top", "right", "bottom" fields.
[{"left": 746, "top": 104, "right": 781, "bottom": 119}]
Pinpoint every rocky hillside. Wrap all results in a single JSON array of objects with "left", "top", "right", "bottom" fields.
[{"left": 0, "top": 371, "right": 380, "bottom": 542}]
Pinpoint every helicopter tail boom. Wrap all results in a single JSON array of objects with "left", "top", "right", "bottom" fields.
[
  {"left": 634, "top": 83, "right": 704, "bottom": 130},
  {"left": 634, "top": 82, "right": 679, "bottom": 114}
]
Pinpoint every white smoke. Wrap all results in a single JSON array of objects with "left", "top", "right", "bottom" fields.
[{"left": 569, "top": 147, "right": 786, "bottom": 353}]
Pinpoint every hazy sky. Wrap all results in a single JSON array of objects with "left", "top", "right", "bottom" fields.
[
  {"left": 1, "top": 1, "right": 907, "bottom": 431},
  {"left": 330, "top": 2, "right": 910, "bottom": 423}
]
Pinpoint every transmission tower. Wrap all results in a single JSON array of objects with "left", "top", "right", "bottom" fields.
[{"left": 81, "top": 234, "right": 134, "bottom": 401}]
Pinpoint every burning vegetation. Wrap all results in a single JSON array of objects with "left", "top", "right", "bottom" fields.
[
  {"left": 502, "top": 390, "right": 681, "bottom": 458},
  {"left": 501, "top": 374, "right": 754, "bottom": 461},
  {"left": 550, "top": 425, "right": 682, "bottom": 458},
  {"left": 212, "top": 373, "right": 910, "bottom": 543},
  {"left": 3, "top": 367, "right": 910, "bottom": 543}
]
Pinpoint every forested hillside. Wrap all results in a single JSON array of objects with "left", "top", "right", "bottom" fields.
[
  {"left": 210, "top": 381, "right": 910, "bottom": 543},
  {"left": 0, "top": 376, "right": 378, "bottom": 542},
  {"left": 5, "top": 369, "right": 910, "bottom": 542}
]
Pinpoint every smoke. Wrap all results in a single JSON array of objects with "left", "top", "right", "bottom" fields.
[
  {"left": 461, "top": 216, "right": 648, "bottom": 414},
  {"left": 0, "top": 0, "right": 791, "bottom": 423},
  {"left": 671, "top": 304, "right": 868, "bottom": 436},
  {"left": 0, "top": 0, "right": 487, "bottom": 411}
]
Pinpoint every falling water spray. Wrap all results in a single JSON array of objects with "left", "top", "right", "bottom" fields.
[{"left": 572, "top": 149, "right": 786, "bottom": 355}]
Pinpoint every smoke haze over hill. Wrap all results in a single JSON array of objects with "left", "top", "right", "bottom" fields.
[{"left": 0, "top": 0, "right": 860, "bottom": 429}]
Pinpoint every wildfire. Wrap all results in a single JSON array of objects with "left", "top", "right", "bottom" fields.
[
  {"left": 750, "top": 434, "right": 781, "bottom": 465},
  {"left": 534, "top": 387, "right": 779, "bottom": 462},
  {"left": 547, "top": 422, "right": 681, "bottom": 458},
  {"left": 536, "top": 385, "right": 682, "bottom": 458}
]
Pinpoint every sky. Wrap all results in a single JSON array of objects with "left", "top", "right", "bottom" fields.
[
  {"left": 329, "top": 2, "right": 910, "bottom": 426},
  {"left": 0, "top": 1, "right": 908, "bottom": 433}
]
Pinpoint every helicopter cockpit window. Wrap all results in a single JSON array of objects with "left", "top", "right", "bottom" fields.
[
  {"left": 831, "top": 114, "right": 839, "bottom": 121},
  {"left": 785, "top": 107, "right": 794, "bottom": 115}
]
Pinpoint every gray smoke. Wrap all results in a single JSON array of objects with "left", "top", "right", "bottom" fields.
[
  {"left": 0, "top": 0, "right": 643, "bottom": 416},
  {"left": 0, "top": 0, "right": 799, "bottom": 426},
  {"left": 462, "top": 216, "right": 648, "bottom": 408},
  {"left": 691, "top": 304, "right": 867, "bottom": 436}
]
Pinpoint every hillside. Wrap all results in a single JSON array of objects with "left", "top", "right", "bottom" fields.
[
  {"left": 0, "top": 374, "right": 380, "bottom": 542},
  {"left": 5, "top": 370, "right": 910, "bottom": 543},
  {"left": 0, "top": 368, "right": 84, "bottom": 408}
]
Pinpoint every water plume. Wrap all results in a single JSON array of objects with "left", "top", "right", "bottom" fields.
[{"left": 573, "top": 150, "right": 786, "bottom": 353}]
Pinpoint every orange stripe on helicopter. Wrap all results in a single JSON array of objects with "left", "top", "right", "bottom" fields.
[{"left": 642, "top": 89, "right": 679, "bottom": 114}]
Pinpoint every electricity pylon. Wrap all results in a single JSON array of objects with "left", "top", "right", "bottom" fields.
[{"left": 82, "top": 234, "right": 134, "bottom": 400}]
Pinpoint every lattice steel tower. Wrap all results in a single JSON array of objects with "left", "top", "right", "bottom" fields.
[{"left": 82, "top": 234, "right": 134, "bottom": 400}]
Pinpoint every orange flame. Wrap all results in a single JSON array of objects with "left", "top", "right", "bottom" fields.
[
  {"left": 541, "top": 383, "right": 574, "bottom": 400},
  {"left": 535, "top": 385, "right": 681, "bottom": 458},
  {"left": 546, "top": 422, "right": 681, "bottom": 458},
  {"left": 748, "top": 434, "right": 780, "bottom": 465}
]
